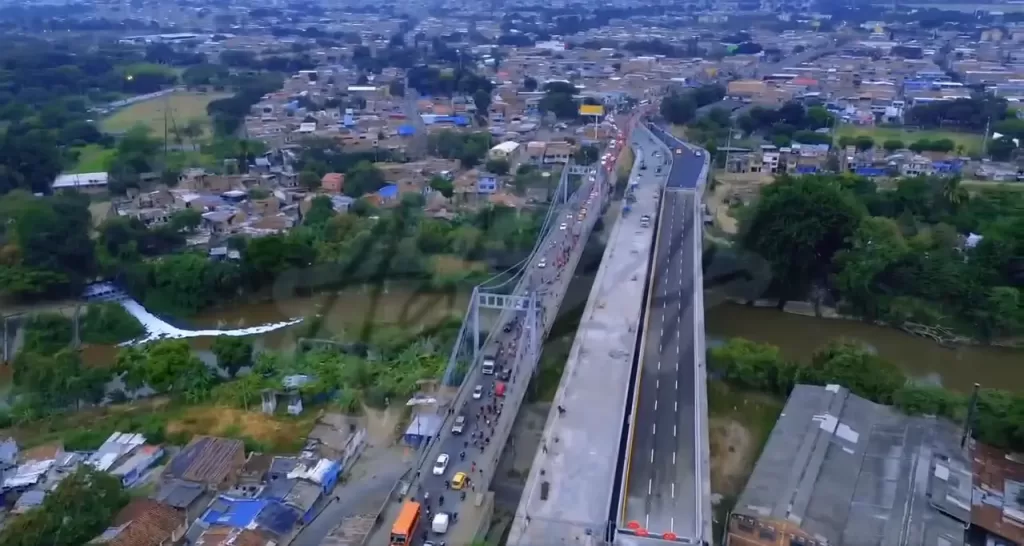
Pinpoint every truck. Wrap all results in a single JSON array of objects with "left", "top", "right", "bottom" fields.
[
  {"left": 481, "top": 356, "right": 496, "bottom": 375},
  {"left": 432, "top": 512, "right": 450, "bottom": 534}
]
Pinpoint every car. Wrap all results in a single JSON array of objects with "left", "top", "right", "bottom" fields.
[
  {"left": 653, "top": 151, "right": 661, "bottom": 157},
  {"left": 433, "top": 454, "right": 450, "bottom": 475},
  {"left": 566, "top": 213, "right": 574, "bottom": 220},
  {"left": 451, "top": 414, "right": 467, "bottom": 434},
  {"left": 472, "top": 385, "right": 483, "bottom": 399},
  {"left": 498, "top": 367, "right": 511, "bottom": 381},
  {"left": 559, "top": 223, "right": 567, "bottom": 231},
  {"left": 675, "top": 148, "right": 683, "bottom": 154},
  {"left": 452, "top": 471, "right": 468, "bottom": 490},
  {"left": 577, "top": 214, "right": 585, "bottom": 221},
  {"left": 537, "top": 258, "right": 547, "bottom": 268}
]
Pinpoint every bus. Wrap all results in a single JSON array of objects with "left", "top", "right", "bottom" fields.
[{"left": 390, "top": 501, "right": 422, "bottom": 546}]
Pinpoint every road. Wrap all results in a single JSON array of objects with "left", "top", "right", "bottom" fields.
[
  {"left": 620, "top": 125, "right": 705, "bottom": 540},
  {"left": 397, "top": 167, "right": 606, "bottom": 546}
]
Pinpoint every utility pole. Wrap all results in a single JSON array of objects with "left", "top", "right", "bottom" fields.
[{"left": 961, "top": 382, "right": 981, "bottom": 450}]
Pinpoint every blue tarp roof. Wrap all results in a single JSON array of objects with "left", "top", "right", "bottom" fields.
[
  {"left": 202, "top": 497, "right": 266, "bottom": 528},
  {"left": 398, "top": 125, "right": 416, "bottom": 136},
  {"left": 378, "top": 184, "right": 399, "bottom": 199}
]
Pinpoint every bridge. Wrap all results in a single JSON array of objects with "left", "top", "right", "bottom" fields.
[
  {"left": 370, "top": 150, "right": 614, "bottom": 544},
  {"left": 506, "top": 122, "right": 712, "bottom": 546}
]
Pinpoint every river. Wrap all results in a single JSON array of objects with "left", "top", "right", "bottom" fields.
[
  {"left": 705, "top": 302, "right": 1024, "bottom": 393},
  {"left": 76, "top": 196, "right": 1023, "bottom": 395}
]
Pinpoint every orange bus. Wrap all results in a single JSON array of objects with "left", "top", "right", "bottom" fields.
[{"left": 390, "top": 500, "right": 421, "bottom": 546}]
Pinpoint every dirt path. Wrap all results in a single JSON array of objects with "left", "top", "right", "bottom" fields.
[{"left": 708, "top": 418, "right": 754, "bottom": 496}]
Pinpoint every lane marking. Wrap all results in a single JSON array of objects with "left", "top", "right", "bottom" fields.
[
  {"left": 654, "top": 400, "right": 658, "bottom": 411},
  {"left": 672, "top": 482, "right": 675, "bottom": 499},
  {"left": 673, "top": 452, "right": 676, "bottom": 465},
  {"left": 671, "top": 517, "right": 675, "bottom": 533},
  {"left": 674, "top": 401, "right": 678, "bottom": 412},
  {"left": 653, "top": 424, "right": 656, "bottom": 435},
  {"left": 656, "top": 379, "right": 659, "bottom": 389},
  {"left": 648, "top": 480, "right": 652, "bottom": 496},
  {"left": 674, "top": 425, "right": 677, "bottom": 437},
  {"left": 675, "top": 379, "right": 678, "bottom": 390},
  {"left": 651, "top": 450, "right": 655, "bottom": 463},
  {"left": 677, "top": 345, "right": 680, "bottom": 355}
]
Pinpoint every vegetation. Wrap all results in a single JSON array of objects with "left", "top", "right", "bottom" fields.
[
  {"left": 710, "top": 337, "right": 1024, "bottom": 452},
  {"left": 0, "top": 467, "right": 128, "bottom": 546},
  {"left": 740, "top": 173, "right": 1024, "bottom": 340},
  {"left": 659, "top": 84, "right": 726, "bottom": 126},
  {"left": 80, "top": 302, "right": 146, "bottom": 345}
]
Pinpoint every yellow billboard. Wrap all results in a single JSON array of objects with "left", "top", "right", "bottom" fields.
[{"left": 579, "top": 104, "right": 605, "bottom": 117}]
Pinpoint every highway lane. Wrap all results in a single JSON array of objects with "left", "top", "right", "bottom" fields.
[
  {"left": 621, "top": 124, "right": 705, "bottom": 540},
  {"left": 404, "top": 169, "right": 605, "bottom": 545}
]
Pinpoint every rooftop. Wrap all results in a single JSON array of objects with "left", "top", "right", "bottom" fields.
[
  {"left": 729, "top": 384, "right": 970, "bottom": 546},
  {"left": 164, "top": 436, "right": 244, "bottom": 486},
  {"left": 89, "top": 498, "right": 181, "bottom": 546}
]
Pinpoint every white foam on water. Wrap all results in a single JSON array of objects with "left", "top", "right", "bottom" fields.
[{"left": 117, "top": 298, "right": 302, "bottom": 346}]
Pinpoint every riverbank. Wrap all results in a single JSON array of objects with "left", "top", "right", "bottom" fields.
[
  {"left": 706, "top": 302, "right": 1024, "bottom": 393},
  {"left": 729, "top": 297, "right": 1024, "bottom": 349}
]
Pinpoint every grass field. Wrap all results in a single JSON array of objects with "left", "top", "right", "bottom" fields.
[
  {"left": 69, "top": 144, "right": 117, "bottom": 173},
  {"left": 836, "top": 125, "right": 984, "bottom": 155},
  {"left": 101, "top": 91, "right": 230, "bottom": 137}
]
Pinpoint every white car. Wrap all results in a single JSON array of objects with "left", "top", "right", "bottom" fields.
[
  {"left": 537, "top": 258, "right": 547, "bottom": 268},
  {"left": 433, "top": 454, "right": 450, "bottom": 476},
  {"left": 473, "top": 385, "right": 483, "bottom": 399},
  {"left": 559, "top": 223, "right": 567, "bottom": 230}
]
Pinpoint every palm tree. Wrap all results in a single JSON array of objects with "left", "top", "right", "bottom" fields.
[{"left": 941, "top": 177, "right": 968, "bottom": 208}]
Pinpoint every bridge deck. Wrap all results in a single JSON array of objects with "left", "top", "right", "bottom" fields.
[{"left": 507, "top": 151, "right": 662, "bottom": 546}]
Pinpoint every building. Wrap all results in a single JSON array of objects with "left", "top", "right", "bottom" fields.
[
  {"left": 163, "top": 436, "right": 246, "bottom": 491},
  {"left": 477, "top": 172, "right": 499, "bottom": 194},
  {"left": 489, "top": 141, "right": 522, "bottom": 165},
  {"left": 321, "top": 173, "right": 344, "bottom": 193},
  {"left": 89, "top": 498, "right": 185, "bottom": 546},
  {"left": 726, "top": 384, "right": 971, "bottom": 546},
  {"left": 53, "top": 172, "right": 109, "bottom": 191}
]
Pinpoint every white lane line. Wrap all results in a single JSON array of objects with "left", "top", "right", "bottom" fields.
[
  {"left": 656, "top": 379, "right": 659, "bottom": 389},
  {"left": 653, "top": 424, "right": 657, "bottom": 435},
  {"left": 648, "top": 480, "right": 652, "bottom": 496},
  {"left": 672, "top": 482, "right": 675, "bottom": 498},
  {"left": 674, "top": 425, "right": 677, "bottom": 437},
  {"left": 650, "top": 450, "right": 655, "bottom": 463},
  {"left": 676, "top": 345, "right": 680, "bottom": 355},
  {"left": 671, "top": 517, "right": 675, "bottom": 533},
  {"left": 673, "top": 452, "right": 676, "bottom": 465},
  {"left": 675, "top": 379, "right": 678, "bottom": 390},
  {"left": 654, "top": 399, "right": 658, "bottom": 411},
  {"left": 674, "top": 401, "right": 678, "bottom": 411}
]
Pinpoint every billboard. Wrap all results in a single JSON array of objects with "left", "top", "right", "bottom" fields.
[{"left": 579, "top": 104, "right": 605, "bottom": 117}]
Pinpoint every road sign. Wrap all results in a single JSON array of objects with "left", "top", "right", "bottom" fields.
[{"left": 579, "top": 104, "right": 605, "bottom": 117}]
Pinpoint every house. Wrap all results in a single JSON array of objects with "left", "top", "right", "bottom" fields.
[
  {"left": 725, "top": 384, "right": 970, "bottom": 546},
  {"left": 238, "top": 453, "right": 273, "bottom": 492},
  {"left": 53, "top": 172, "right": 109, "bottom": 191},
  {"left": 163, "top": 436, "right": 246, "bottom": 491},
  {"left": 201, "top": 210, "right": 246, "bottom": 234},
  {"left": 191, "top": 496, "right": 300, "bottom": 542},
  {"left": 0, "top": 437, "right": 18, "bottom": 467},
  {"left": 89, "top": 498, "right": 185, "bottom": 546},
  {"left": 321, "top": 173, "right": 344, "bottom": 193},
  {"left": 477, "top": 172, "right": 500, "bottom": 194},
  {"left": 489, "top": 141, "right": 522, "bottom": 166},
  {"left": 194, "top": 527, "right": 274, "bottom": 546},
  {"left": 112, "top": 445, "right": 164, "bottom": 487},
  {"left": 154, "top": 479, "right": 209, "bottom": 522},
  {"left": 543, "top": 142, "right": 573, "bottom": 165}
]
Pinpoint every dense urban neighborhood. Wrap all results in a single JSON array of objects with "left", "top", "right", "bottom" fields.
[{"left": 2, "top": 0, "right": 1024, "bottom": 545}]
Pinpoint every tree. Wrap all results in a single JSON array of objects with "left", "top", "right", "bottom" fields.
[
  {"left": 0, "top": 466, "right": 128, "bottom": 546},
  {"left": 854, "top": 135, "right": 875, "bottom": 151},
  {"left": 304, "top": 195, "right": 336, "bottom": 227},
  {"left": 473, "top": 89, "right": 492, "bottom": 116},
  {"left": 804, "top": 340, "right": 905, "bottom": 404},
  {"left": 741, "top": 175, "right": 865, "bottom": 305},
  {"left": 344, "top": 161, "right": 386, "bottom": 197},
  {"left": 834, "top": 217, "right": 909, "bottom": 318},
  {"left": 883, "top": 139, "right": 905, "bottom": 151},
  {"left": 299, "top": 169, "right": 322, "bottom": 191},
  {"left": 119, "top": 339, "right": 214, "bottom": 395},
  {"left": 660, "top": 93, "right": 697, "bottom": 125},
  {"left": 574, "top": 144, "right": 600, "bottom": 165},
  {"left": 429, "top": 176, "right": 454, "bottom": 198},
  {"left": 484, "top": 158, "right": 510, "bottom": 175},
  {"left": 211, "top": 336, "right": 253, "bottom": 377},
  {"left": 170, "top": 208, "right": 202, "bottom": 232}
]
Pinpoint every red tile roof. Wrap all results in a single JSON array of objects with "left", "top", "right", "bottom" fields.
[{"left": 93, "top": 498, "right": 181, "bottom": 546}]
